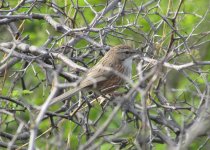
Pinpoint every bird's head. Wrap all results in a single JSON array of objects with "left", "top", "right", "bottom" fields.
[{"left": 112, "top": 45, "right": 136, "bottom": 61}]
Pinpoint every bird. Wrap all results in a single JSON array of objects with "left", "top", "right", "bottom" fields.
[{"left": 49, "top": 45, "right": 136, "bottom": 106}]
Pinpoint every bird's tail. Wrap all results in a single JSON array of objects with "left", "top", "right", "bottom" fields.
[{"left": 49, "top": 87, "right": 81, "bottom": 106}]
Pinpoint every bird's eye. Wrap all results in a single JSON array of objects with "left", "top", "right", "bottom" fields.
[{"left": 125, "top": 51, "right": 130, "bottom": 54}]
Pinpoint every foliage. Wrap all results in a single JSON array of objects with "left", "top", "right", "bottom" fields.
[{"left": 0, "top": 0, "right": 210, "bottom": 149}]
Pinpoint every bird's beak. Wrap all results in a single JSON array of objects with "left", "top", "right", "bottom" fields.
[
  {"left": 132, "top": 48, "right": 142, "bottom": 59},
  {"left": 132, "top": 54, "right": 140, "bottom": 59}
]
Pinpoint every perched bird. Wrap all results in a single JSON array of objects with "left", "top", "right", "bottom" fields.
[{"left": 49, "top": 45, "right": 136, "bottom": 106}]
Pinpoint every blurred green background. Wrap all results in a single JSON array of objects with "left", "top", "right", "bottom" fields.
[{"left": 1, "top": 0, "right": 210, "bottom": 149}]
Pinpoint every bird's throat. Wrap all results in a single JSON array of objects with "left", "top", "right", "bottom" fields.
[{"left": 122, "top": 57, "right": 132, "bottom": 78}]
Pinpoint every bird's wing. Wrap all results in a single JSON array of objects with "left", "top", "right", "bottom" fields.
[
  {"left": 79, "top": 62, "right": 124, "bottom": 89},
  {"left": 79, "top": 63, "right": 111, "bottom": 88}
]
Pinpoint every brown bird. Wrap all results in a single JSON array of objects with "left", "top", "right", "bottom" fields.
[{"left": 49, "top": 45, "right": 136, "bottom": 106}]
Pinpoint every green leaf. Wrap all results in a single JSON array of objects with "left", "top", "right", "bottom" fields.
[
  {"left": 22, "top": 90, "right": 33, "bottom": 95},
  {"left": 12, "top": 90, "right": 21, "bottom": 98}
]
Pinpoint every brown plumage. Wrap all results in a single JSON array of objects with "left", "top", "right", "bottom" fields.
[{"left": 49, "top": 45, "right": 135, "bottom": 106}]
